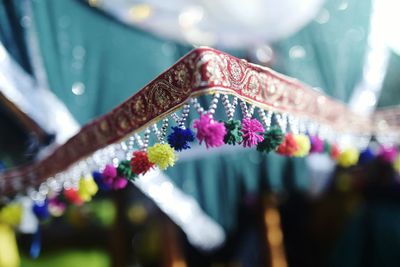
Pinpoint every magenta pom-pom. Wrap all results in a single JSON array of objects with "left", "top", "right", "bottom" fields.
[
  {"left": 193, "top": 114, "right": 226, "bottom": 148},
  {"left": 101, "top": 164, "right": 128, "bottom": 189},
  {"left": 102, "top": 164, "right": 117, "bottom": 184},
  {"left": 378, "top": 145, "right": 398, "bottom": 163},
  {"left": 112, "top": 176, "right": 128, "bottom": 190},
  {"left": 310, "top": 135, "right": 324, "bottom": 153},
  {"left": 241, "top": 118, "right": 264, "bottom": 147}
]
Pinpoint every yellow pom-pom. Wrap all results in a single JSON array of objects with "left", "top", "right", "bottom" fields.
[
  {"left": 147, "top": 143, "right": 177, "bottom": 170},
  {"left": 78, "top": 175, "right": 98, "bottom": 202},
  {"left": 292, "top": 134, "right": 311, "bottom": 157},
  {"left": 394, "top": 155, "right": 400, "bottom": 173},
  {"left": 0, "top": 224, "right": 20, "bottom": 267},
  {"left": 337, "top": 147, "right": 359, "bottom": 167},
  {"left": 0, "top": 203, "right": 22, "bottom": 226}
]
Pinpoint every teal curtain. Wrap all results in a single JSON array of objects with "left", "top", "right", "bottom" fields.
[
  {"left": 31, "top": 0, "right": 189, "bottom": 124},
  {"left": 0, "top": 0, "right": 32, "bottom": 74},
  {"left": 273, "top": 0, "right": 371, "bottom": 102},
  {"left": 331, "top": 202, "right": 400, "bottom": 267}
]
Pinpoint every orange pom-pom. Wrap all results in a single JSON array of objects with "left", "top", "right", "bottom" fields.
[
  {"left": 277, "top": 133, "right": 299, "bottom": 156},
  {"left": 64, "top": 188, "right": 83, "bottom": 206}
]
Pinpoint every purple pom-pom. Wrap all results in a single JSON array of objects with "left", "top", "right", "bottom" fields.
[{"left": 167, "top": 126, "right": 195, "bottom": 151}]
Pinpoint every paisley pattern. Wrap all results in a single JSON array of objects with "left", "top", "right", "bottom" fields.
[{"left": 0, "top": 47, "right": 377, "bottom": 195}]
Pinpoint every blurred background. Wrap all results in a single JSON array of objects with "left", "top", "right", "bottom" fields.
[{"left": 1, "top": 0, "right": 400, "bottom": 266}]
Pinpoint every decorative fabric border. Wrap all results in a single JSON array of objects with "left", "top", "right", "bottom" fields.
[
  {"left": 0, "top": 47, "right": 383, "bottom": 196},
  {"left": 374, "top": 108, "right": 400, "bottom": 132}
]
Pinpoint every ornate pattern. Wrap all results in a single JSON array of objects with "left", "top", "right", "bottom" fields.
[
  {"left": 0, "top": 47, "right": 382, "bottom": 196},
  {"left": 373, "top": 108, "right": 400, "bottom": 137}
]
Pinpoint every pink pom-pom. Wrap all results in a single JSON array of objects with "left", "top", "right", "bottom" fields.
[
  {"left": 241, "top": 118, "right": 264, "bottom": 147},
  {"left": 193, "top": 114, "right": 226, "bottom": 148},
  {"left": 378, "top": 146, "right": 398, "bottom": 163},
  {"left": 310, "top": 135, "right": 324, "bottom": 153},
  {"left": 103, "top": 164, "right": 119, "bottom": 189},
  {"left": 102, "top": 164, "right": 117, "bottom": 184},
  {"left": 112, "top": 176, "right": 128, "bottom": 190}
]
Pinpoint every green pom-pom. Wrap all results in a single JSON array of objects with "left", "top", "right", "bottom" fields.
[
  {"left": 117, "top": 160, "right": 137, "bottom": 181},
  {"left": 257, "top": 126, "right": 284, "bottom": 153},
  {"left": 223, "top": 120, "right": 243, "bottom": 145},
  {"left": 324, "top": 140, "right": 331, "bottom": 153}
]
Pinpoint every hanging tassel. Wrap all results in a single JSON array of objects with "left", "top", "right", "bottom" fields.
[
  {"left": 193, "top": 114, "right": 226, "bottom": 148},
  {"left": 130, "top": 151, "right": 154, "bottom": 175},
  {"left": 241, "top": 118, "right": 264, "bottom": 147},
  {"left": 378, "top": 145, "right": 398, "bottom": 163},
  {"left": 32, "top": 200, "right": 50, "bottom": 221},
  {"left": 337, "top": 148, "right": 359, "bottom": 167},
  {"left": 257, "top": 126, "right": 284, "bottom": 153},
  {"left": 310, "top": 135, "right": 324, "bottom": 153},
  {"left": 277, "top": 133, "right": 298, "bottom": 156},
  {"left": 358, "top": 148, "right": 375, "bottom": 164},
  {"left": 78, "top": 175, "right": 99, "bottom": 202},
  {"left": 92, "top": 171, "right": 110, "bottom": 191},
  {"left": 293, "top": 134, "right": 311, "bottom": 157},
  {"left": 167, "top": 126, "right": 195, "bottom": 151},
  {"left": 147, "top": 143, "right": 177, "bottom": 170},
  {"left": 223, "top": 120, "right": 243, "bottom": 145},
  {"left": 63, "top": 188, "right": 83, "bottom": 206}
]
